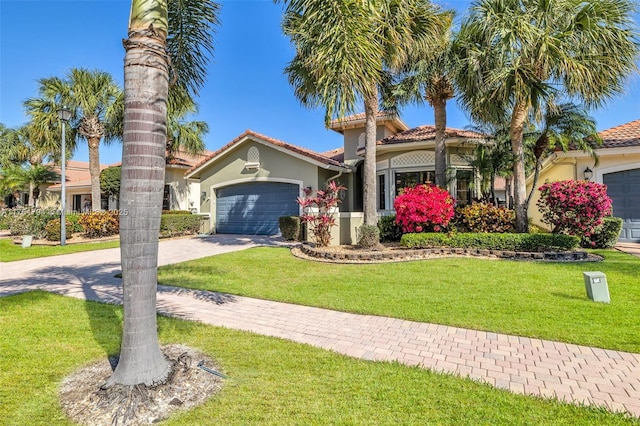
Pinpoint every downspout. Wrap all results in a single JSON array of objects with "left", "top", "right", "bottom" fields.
[{"left": 325, "top": 169, "right": 344, "bottom": 185}]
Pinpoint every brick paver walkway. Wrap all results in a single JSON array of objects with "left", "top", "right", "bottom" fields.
[{"left": 2, "top": 235, "right": 640, "bottom": 418}]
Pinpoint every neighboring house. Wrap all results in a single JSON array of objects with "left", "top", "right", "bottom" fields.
[
  {"left": 527, "top": 119, "right": 640, "bottom": 243},
  {"left": 38, "top": 150, "right": 212, "bottom": 213},
  {"left": 43, "top": 160, "right": 115, "bottom": 211},
  {"left": 186, "top": 113, "right": 486, "bottom": 243}
]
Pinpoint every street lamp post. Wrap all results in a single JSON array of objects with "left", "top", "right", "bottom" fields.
[{"left": 57, "top": 106, "right": 72, "bottom": 246}]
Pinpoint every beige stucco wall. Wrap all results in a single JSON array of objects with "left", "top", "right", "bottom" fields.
[
  {"left": 165, "top": 167, "right": 192, "bottom": 211},
  {"left": 342, "top": 125, "right": 398, "bottom": 161},
  {"left": 527, "top": 148, "right": 640, "bottom": 229}
]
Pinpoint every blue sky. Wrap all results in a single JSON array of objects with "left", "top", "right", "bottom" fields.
[{"left": 1, "top": 0, "right": 639, "bottom": 166}]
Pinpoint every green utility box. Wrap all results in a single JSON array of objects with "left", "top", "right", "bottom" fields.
[{"left": 583, "top": 271, "right": 610, "bottom": 303}]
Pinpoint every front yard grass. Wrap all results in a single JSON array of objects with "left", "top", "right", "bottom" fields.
[
  {"left": 158, "top": 247, "right": 640, "bottom": 353},
  {"left": 0, "top": 238, "right": 119, "bottom": 262},
  {"left": 1, "top": 291, "right": 637, "bottom": 425}
]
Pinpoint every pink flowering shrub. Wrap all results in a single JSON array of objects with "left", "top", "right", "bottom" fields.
[
  {"left": 393, "top": 184, "right": 455, "bottom": 233},
  {"left": 537, "top": 180, "right": 612, "bottom": 239},
  {"left": 297, "top": 180, "right": 346, "bottom": 247}
]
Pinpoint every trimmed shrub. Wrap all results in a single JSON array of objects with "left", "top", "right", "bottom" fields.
[
  {"left": 454, "top": 203, "right": 515, "bottom": 233},
  {"left": 400, "top": 232, "right": 580, "bottom": 252},
  {"left": 279, "top": 216, "right": 301, "bottom": 241},
  {"left": 162, "top": 210, "right": 192, "bottom": 215},
  {"left": 160, "top": 214, "right": 204, "bottom": 238},
  {"left": 537, "top": 180, "right": 612, "bottom": 239},
  {"left": 79, "top": 211, "right": 120, "bottom": 238},
  {"left": 394, "top": 184, "right": 455, "bottom": 233},
  {"left": 581, "top": 216, "right": 623, "bottom": 249},
  {"left": 378, "top": 214, "right": 403, "bottom": 242},
  {"left": 7, "top": 207, "right": 58, "bottom": 239},
  {"left": 44, "top": 214, "right": 84, "bottom": 241},
  {"left": 357, "top": 224, "right": 380, "bottom": 248}
]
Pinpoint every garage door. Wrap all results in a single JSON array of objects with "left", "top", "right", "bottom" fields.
[
  {"left": 215, "top": 182, "right": 299, "bottom": 235},
  {"left": 604, "top": 169, "right": 640, "bottom": 242}
]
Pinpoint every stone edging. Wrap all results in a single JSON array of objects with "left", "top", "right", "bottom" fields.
[{"left": 296, "top": 244, "right": 602, "bottom": 264}]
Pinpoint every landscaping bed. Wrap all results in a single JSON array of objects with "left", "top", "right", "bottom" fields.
[{"left": 295, "top": 242, "right": 601, "bottom": 263}]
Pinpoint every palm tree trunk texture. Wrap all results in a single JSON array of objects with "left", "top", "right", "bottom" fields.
[
  {"left": 432, "top": 96, "right": 447, "bottom": 188},
  {"left": 363, "top": 84, "right": 379, "bottom": 227},
  {"left": 510, "top": 102, "right": 529, "bottom": 233},
  {"left": 88, "top": 137, "right": 102, "bottom": 211},
  {"left": 106, "top": 17, "right": 171, "bottom": 387}
]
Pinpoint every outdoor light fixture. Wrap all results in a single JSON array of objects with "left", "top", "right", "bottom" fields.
[
  {"left": 583, "top": 167, "right": 593, "bottom": 181},
  {"left": 57, "top": 106, "right": 72, "bottom": 246}
]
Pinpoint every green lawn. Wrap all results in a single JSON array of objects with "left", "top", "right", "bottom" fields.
[
  {"left": 0, "top": 238, "right": 119, "bottom": 262},
  {"left": 1, "top": 292, "right": 637, "bottom": 425},
  {"left": 158, "top": 247, "right": 640, "bottom": 353}
]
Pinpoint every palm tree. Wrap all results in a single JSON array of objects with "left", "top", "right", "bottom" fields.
[
  {"left": 392, "top": 10, "right": 455, "bottom": 188},
  {"left": 453, "top": 0, "right": 639, "bottom": 232},
  {"left": 104, "top": 0, "right": 219, "bottom": 388},
  {"left": 280, "top": 0, "right": 446, "bottom": 227},
  {"left": 25, "top": 69, "right": 122, "bottom": 212},
  {"left": 166, "top": 91, "right": 209, "bottom": 161},
  {"left": 0, "top": 124, "right": 63, "bottom": 206}
]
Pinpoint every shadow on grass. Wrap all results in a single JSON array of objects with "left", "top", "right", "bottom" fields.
[{"left": 0, "top": 261, "right": 238, "bottom": 356}]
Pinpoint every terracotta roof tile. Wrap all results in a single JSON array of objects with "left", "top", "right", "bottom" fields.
[
  {"left": 599, "top": 119, "right": 640, "bottom": 148},
  {"left": 186, "top": 130, "right": 347, "bottom": 175},
  {"left": 376, "top": 125, "right": 485, "bottom": 146}
]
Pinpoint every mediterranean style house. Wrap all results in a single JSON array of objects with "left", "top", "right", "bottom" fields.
[
  {"left": 185, "top": 113, "right": 485, "bottom": 244},
  {"left": 527, "top": 119, "right": 640, "bottom": 243}
]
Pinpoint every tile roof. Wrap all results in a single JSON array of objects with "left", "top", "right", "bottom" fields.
[
  {"left": 166, "top": 150, "right": 214, "bottom": 168},
  {"left": 329, "top": 112, "right": 409, "bottom": 133},
  {"left": 376, "top": 125, "right": 485, "bottom": 146},
  {"left": 321, "top": 147, "right": 345, "bottom": 163},
  {"left": 598, "top": 119, "right": 640, "bottom": 148},
  {"left": 186, "top": 130, "right": 347, "bottom": 175},
  {"left": 330, "top": 111, "right": 397, "bottom": 126}
]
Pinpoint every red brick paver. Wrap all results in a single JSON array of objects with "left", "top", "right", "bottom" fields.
[{"left": 2, "top": 235, "right": 640, "bottom": 418}]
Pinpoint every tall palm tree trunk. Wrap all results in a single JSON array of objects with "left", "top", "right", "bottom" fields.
[
  {"left": 88, "top": 137, "right": 102, "bottom": 211},
  {"left": 510, "top": 102, "right": 528, "bottom": 233},
  {"left": 432, "top": 96, "right": 447, "bottom": 188},
  {"left": 106, "top": 2, "right": 171, "bottom": 387},
  {"left": 363, "top": 84, "right": 379, "bottom": 226}
]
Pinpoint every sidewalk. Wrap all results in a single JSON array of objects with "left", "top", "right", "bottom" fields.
[{"left": 2, "top": 235, "right": 640, "bottom": 418}]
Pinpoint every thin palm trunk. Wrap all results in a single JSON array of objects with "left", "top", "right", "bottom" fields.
[
  {"left": 88, "top": 137, "right": 102, "bottom": 211},
  {"left": 106, "top": 2, "right": 171, "bottom": 387},
  {"left": 363, "top": 84, "right": 378, "bottom": 226},
  {"left": 433, "top": 96, "right": 447, "bottom": 188},
  {"left": 510, "top": 102, "right": 528, "bottom": 233}
]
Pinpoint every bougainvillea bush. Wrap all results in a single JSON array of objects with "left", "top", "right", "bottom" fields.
[
  {"left": 394, "top": 184, "right": 455, "bottom": 233},
  {"left": 537, "top": 180, "right": 612, "bottom": 239},
  {"left": 298, "top": 180, "right": 346, "bottom": 247}
]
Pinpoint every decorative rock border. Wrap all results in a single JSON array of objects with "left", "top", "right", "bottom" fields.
[{"left": 297, "top": 243, "right": 602, "bottom": 264}]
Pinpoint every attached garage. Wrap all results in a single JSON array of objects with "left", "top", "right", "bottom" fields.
[
  {"left": 215, "top": 182, "right": 299, "bottom": 235},
  {"left": 604, "top": 169, "right": 640, "bottom": 243}
]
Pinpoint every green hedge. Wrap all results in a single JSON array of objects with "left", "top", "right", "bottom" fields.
[
  {"left": 581, "top": 216, "right": 623, "bottom": 249},
  {"left": 378, "top": 215, "right": 403, "bottom": 242},
  {"left": 400, "top": 232, "right": 580, "bottom": 252},
  {"left": 160, "top": 214, "right": 204, "bottom": 237},
  {"left": 279, "top": 216, "right": 301, "bottom": 241},
  {"left": 6, "top": 207, "right": 59, "bottom": 239}
]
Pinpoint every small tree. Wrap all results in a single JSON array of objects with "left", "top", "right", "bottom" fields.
[
  {"left": 100, "top": 166, "right": 121, "bottom": 202},
  {"left": 394, "top": 184, "right": 454, "bottom": 233},
  {"left": 298, "top": 181, "right": 345, "bottom": 247},
  {"left": 537, "top": 180, "right": 612, "bottom": 239}
]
